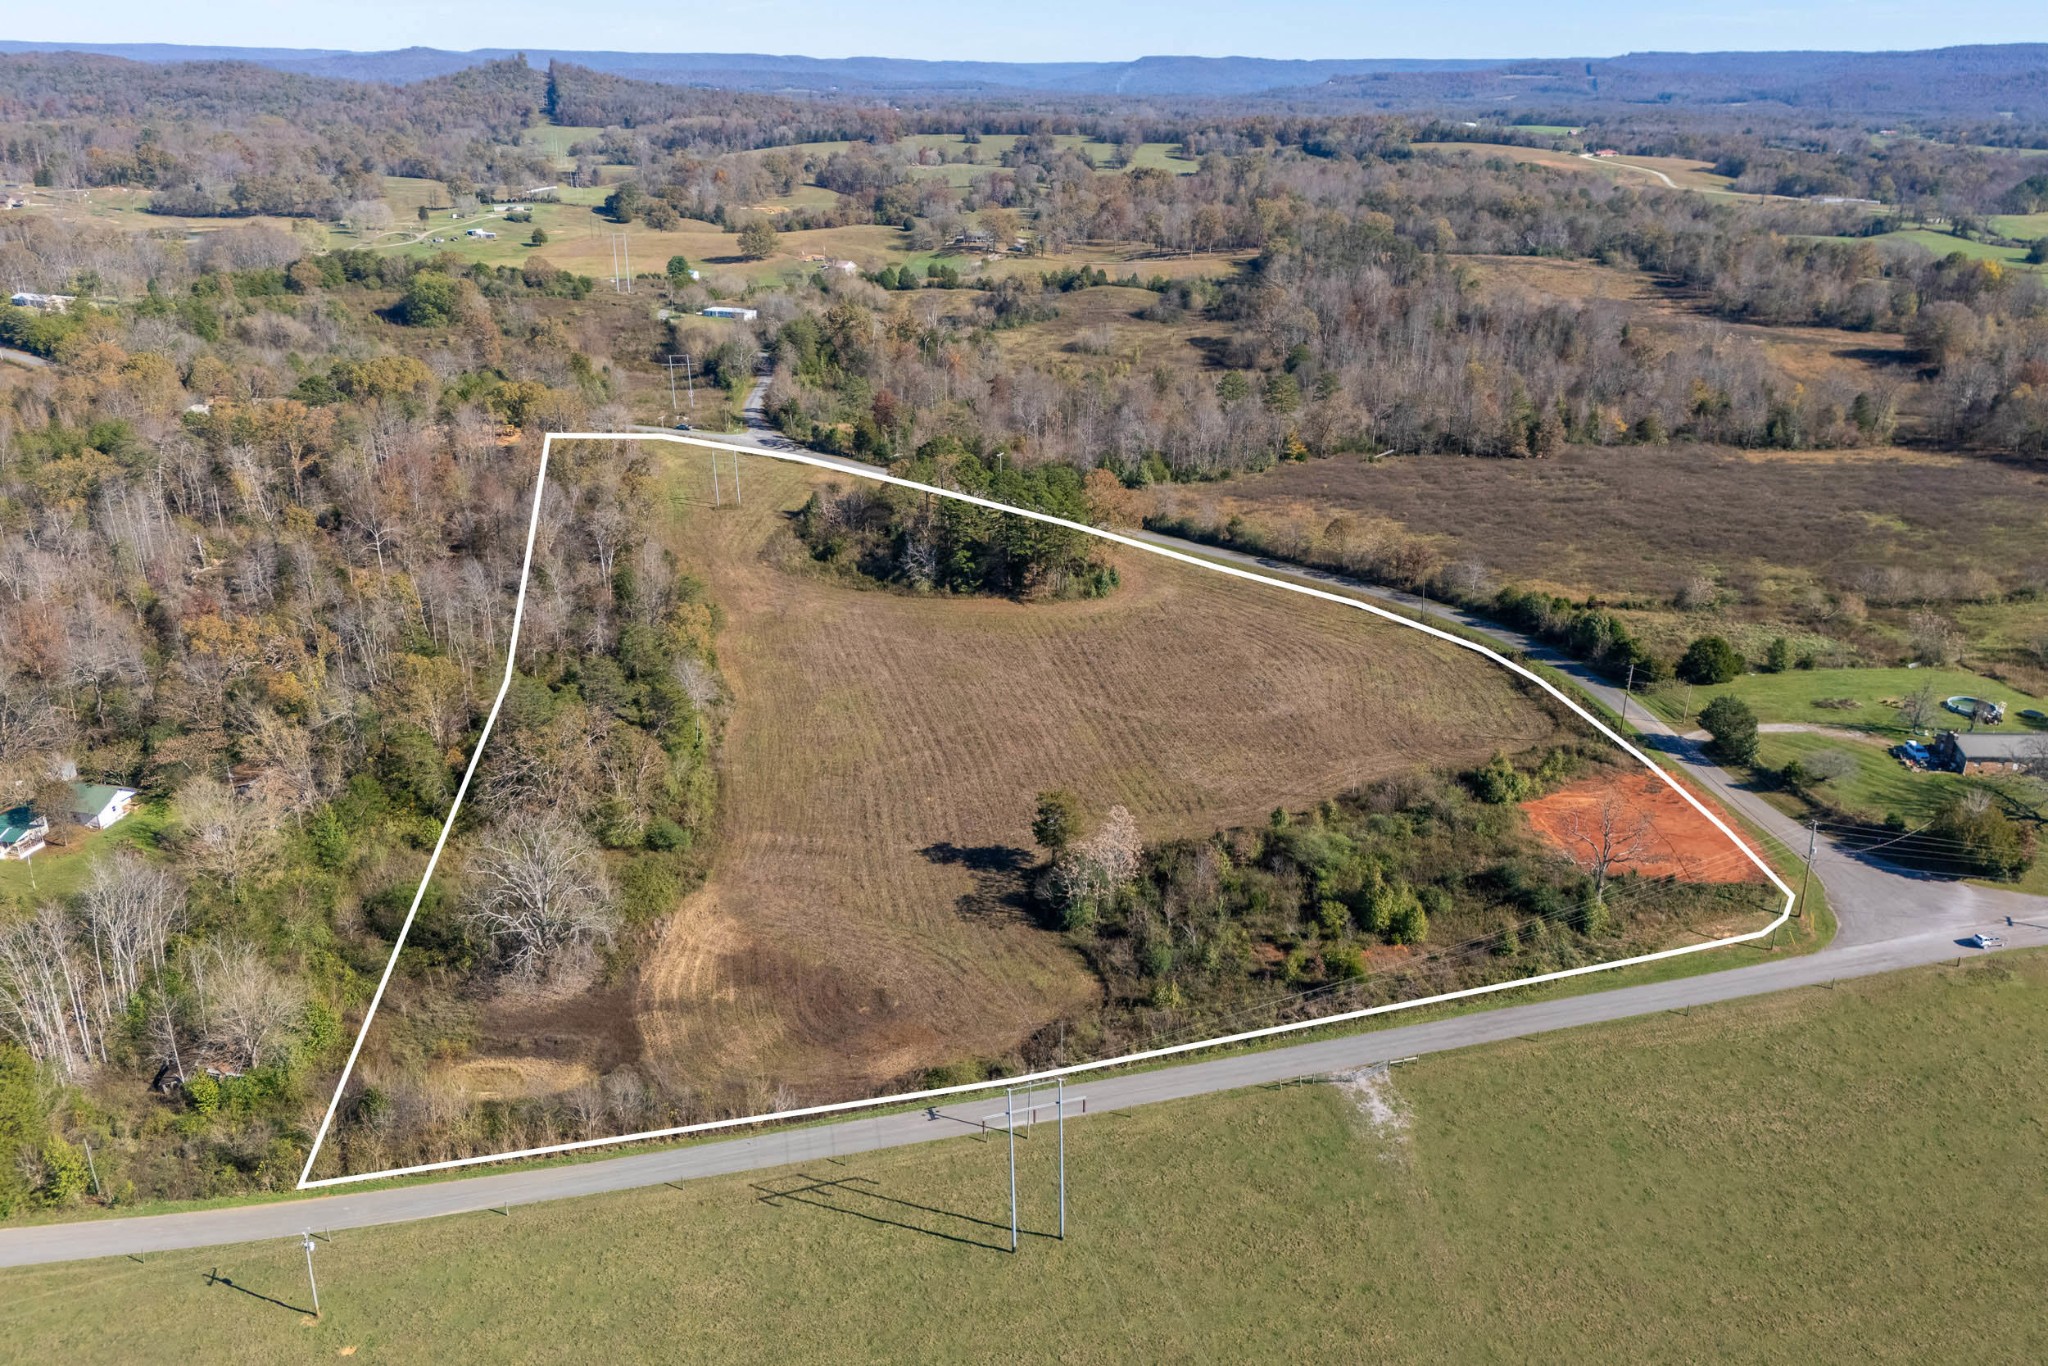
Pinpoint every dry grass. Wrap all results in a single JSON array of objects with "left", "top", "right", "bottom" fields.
[
  {"left": 1462, "top": 254, "right": 1917, "bottom": 389},
  {"left": 1156, "top": 443, "right": 2048, "bottom": 605},
  {"left": 989, "top": 284, "right": 1219, "bottom": 374},
  {"left": 1417, "top": 143, "right": 1738, "bottom": 194},
  {"left": 632, "top": 456, "right": 1571, "bottom": 1098}
]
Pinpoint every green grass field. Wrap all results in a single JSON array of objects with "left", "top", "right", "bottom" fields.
[
  {"left": 0, "top": 802, "right": 170, "bottom": 909},
  {"left": 5, "top": 950, "right": 2043, "bottom": 1361},
  {"left": 1990, "top": 211, "right": 2048, "bottom": 241},
  {"left": 523, "top": 124, "right": 607, "bottom": 167},
  {"left": 1646, "top": 665, "right": 2046, "bottom": 737},
  {"left": 1872, "top": 228, "right": 2045, "bottom": 270}
]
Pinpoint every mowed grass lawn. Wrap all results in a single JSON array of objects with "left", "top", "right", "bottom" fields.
[
  {"left": 8, "top": 952, "right": 2047, "bottom": 1361},
  {"left": 1647, "top": 665, "right": 2047, "bottom": 737},
  {"left": 0, "top": 802, "right": 170, "bottom": 908}
]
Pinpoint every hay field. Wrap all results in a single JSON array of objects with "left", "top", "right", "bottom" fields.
[
  {"left": 1155, "top": 444, "right": 2048, "bottom": 604},
  {"left": 633, "top": 456, "right": 1571, "bottom": 1098}
]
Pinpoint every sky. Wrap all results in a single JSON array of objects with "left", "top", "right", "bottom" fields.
[{"left": 6, "top": 1, "right": 2046, "bottom": 64}]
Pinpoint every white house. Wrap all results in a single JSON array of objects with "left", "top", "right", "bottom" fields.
[
  {"left": 9, "top": 291, "right": 74, "bottom": 311},
  {"left": 0, "top": 808, "right": 46, "bottom": 861},
  {"left": 465, "top": 228, "right": 498, "bottom": 239},
  {"left": 701, "top": 306, "right": 759, "bottom": 321},
  {"left": 70, "top": 783, "right": 137, "bottom": 830}
]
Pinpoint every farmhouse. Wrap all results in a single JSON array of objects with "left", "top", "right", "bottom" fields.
[
  {"left": 465, "top": 228, "right": 498, "bottom": 239},
  {"left": 71, "top": 783, "right": 138, "bottom": 829},
  {"left": 0, "top": 783, "right": 138, "bottom": 861},
  {"left": 9, "top": 291, "right": 74, "bottom": 311},
  {"left": 701, "top": 306, "right": 759, "bottom": 320},
  {"left": 0, "top": 807, "right": 47, "bottom": 861},
  {"left": 1931, "top": 731, "right": 2041, "bottom": 775}
]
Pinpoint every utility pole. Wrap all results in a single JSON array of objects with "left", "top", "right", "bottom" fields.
[
  {"left": 710, "top": 453, "right": 721, "bottom": 507},
  {"left": 1796, "top": 818, "right": 1817, "bottom": 919},
  {"left": 1620, "top": 660, "right": 1635, "bottom": 728},
  {"left": 82, "top": 1139, "right": 100, "bottom": 1197},
  {"left": 301, "top": 1231, "right": 321, "bottom": 1318},
  {"left": 730, "top": 452, "right": 741, "bottom": 507},
  {"left": 1006, "top": 1088, "right": 1019, "bottom": 1254},
  {"left": 1056, "top": 1077, "right": 1067, "bottom": 1241},
  {"left": 665, "top": 355, "right": 679, "bottom": 415}
]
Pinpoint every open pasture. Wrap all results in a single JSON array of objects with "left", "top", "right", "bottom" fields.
[{"left": 632, "top": 456, "right": 1574, "bottom": 1099}]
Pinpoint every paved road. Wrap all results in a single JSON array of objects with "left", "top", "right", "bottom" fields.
[
  {"left": 5, "top": 918, "right": 2041, "bottom": 1269},
  {"left": 7, "top": 420, "right": 2043, "bottom": 1269}
]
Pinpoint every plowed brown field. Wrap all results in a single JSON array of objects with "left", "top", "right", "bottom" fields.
[{"left": 635, "top": 458, "right": 1574, "bottom": 1101}]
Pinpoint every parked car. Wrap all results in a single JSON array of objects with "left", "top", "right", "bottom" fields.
[{"left": 1967, "top": 933, "right": 2005, "bottom": 949}]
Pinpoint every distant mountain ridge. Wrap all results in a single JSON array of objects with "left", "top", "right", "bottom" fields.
[
  {"left": 1, "top": 40, "right": 2045, "bottom": 116},
  {"left": 0, "top": 42, "right": 1539, "bottom": 94}
]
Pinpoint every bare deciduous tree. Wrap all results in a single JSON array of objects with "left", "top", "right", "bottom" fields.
[
  {"left": 1898, "top": 681, "right": 1940, "bottom": 733},
  {"left": 80, "top": 851, "right": 183, "bottom": 1034},
  {"left": 1045, "top": 804, "right": 1144, "bottom": 915},
  {"left": 463, "top": 813, "right": 616, "bottom": 983},
  {"left": 0, "top": 868, "right": 177, "bottom": 1079},
  {"left": 1908, "top": 611, "right": 1962, "bottom": 667},
  {"left": 191, "top": 939, "right": 304, "bottom": 1072},
  {"left": 175, "top": 775, "right": 281, "bottom": 892},
  {"left": 1556, "top": 796, "right": 1656, "bottom": 906},
  {"left": 0, "top": 906, "right": 100, "bottom": 1076}
]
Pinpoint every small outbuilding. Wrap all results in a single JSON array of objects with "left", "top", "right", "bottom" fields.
[{"left": 70, "top": 783, "right": 138, "bottom": 829}]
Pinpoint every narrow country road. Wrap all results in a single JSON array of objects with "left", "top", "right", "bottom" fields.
[
  {"left": 6, "top": 421, "right": 2043, "bottom": 1270},
  {"left": 4, "top": 919, "right": 2041, "bottom": 1269}
]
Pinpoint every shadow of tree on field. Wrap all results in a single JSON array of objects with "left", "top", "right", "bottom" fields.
[
  {"left": 752, "top": 1172, "right": 1044, "bottom": 1252},
  {"left": 920, "top": 842, "right": 1036, "bottom": 921}
]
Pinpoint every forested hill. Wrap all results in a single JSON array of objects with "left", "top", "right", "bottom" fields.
[{"left": 3, "top": 40, "right": 2047, "bottom": 116}]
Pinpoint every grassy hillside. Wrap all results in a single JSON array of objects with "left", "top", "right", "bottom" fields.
[{"left": 8, "top": 951, "right": 2045, "bottom": 1361}]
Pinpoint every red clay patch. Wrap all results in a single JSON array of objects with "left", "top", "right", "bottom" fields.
[{"left": 1522, "top": 770, "right": 1763, "bottom": 884}]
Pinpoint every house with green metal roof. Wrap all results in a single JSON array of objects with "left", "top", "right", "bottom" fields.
[
  {"left": 69, "top": 783, "right": 137, "bottom": 830},
  {"left": 1, "top": 806, "right": 48, "bottom": 861}
]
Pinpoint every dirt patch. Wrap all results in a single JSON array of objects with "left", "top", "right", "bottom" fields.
[
  {"left": 1522, "top": 770, "right": 1764, "bottom": 884},
  {"left": 444, "top": 1057, "right": 597, "bottom": 1103},
  {"left": 478, "top": 978, "right": 644, "bottom": 1075},
  {"left": 1332, "top": 1063, "right": 1412, "bottom": 1160}
]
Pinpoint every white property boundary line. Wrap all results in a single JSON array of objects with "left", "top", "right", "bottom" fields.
[{"left": 297, "top": 431, "right": 1796, "bottom": 1190}]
